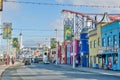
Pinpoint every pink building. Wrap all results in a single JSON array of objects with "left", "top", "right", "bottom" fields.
[{"left": 70, "top": 40, "right": 79, "bottom": 64}]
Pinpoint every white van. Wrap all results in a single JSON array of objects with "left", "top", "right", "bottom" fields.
[{"left": 43, "top": 53, "right": 49, "bottom": 64}]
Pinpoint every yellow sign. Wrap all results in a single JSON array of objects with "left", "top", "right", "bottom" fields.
[
  {"left": 0, "top": 0, "right": 3, "bottom": 11},
  {"left": 3, "top": 23, "right": 12, "bottom": 39}
]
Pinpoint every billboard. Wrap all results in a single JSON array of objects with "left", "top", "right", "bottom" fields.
[
  {"left": 0, "top": 0, "right": 3, "bottom": 11},
  {"left": 64, "top": 25, "right": 72, "bottom": 41},
  {"left": 3, "top": 23, "right": 12, "bottom": 39},
  {"left": 50, "top": 38, "right": 56, "bottom": 49}
]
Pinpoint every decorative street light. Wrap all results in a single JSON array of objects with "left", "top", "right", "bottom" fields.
[{"left": 55, "top": 29, "right": 58, "bottom": 65}]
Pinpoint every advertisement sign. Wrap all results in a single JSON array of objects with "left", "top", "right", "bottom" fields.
[
  {"left": 64, "top": 25, "right": 72, "bottom": 41},
  {"left": 50, "top": 38, "right": 56, "bottom": 49},
  {"left": 3, "top": 23, "right": 12, "bottom": 39},
  {"left": 0, "top": 0, "right": 3, "bottom": 11},
  {"left": 12, "top": 38, "right": 19, "bottom": 49}
]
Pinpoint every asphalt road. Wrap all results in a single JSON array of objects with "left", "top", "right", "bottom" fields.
[{"left": 1, "top": 63, "right": 120, "bottom": 80}]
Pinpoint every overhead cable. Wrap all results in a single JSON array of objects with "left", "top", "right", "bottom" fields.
[{"left": 5, "top": 0, "right": 120, "bottom": 8}]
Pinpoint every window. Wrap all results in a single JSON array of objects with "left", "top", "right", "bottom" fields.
[
  {"left": 113, "top": 35, "right": 117, "bottom": 48},
  {"left": 98, "top": 37, "right": 100, "bottom": 46},
  {"left": 113, "top": 54, "right": 118, "bottom": 64},
  {"left": 94, "top": 56, "right": 96, "bottom": 63},
  {"left": 90, "top": 41, "right": 92, "bottom": 48},
  {"left": 107, "top": 37, "right": 110, "bottom": 46},
  {"left": 119, "top": 32, "right": 120, "bottom": 48},
  {"left": 94, "top": 40, "right": 96, "bottom": 48},
  {"left": 102, "top": 38, "right": 105, "bottom": 47}
]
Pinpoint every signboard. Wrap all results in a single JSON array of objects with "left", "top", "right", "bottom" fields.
[
  {"left": 3, "top": 23, "right": 12, "bottom": 39},
  {"left": 50, "top": 38, "right": 56, "bottom": 49},
  {"left": 0, "top": 0, "right": 3, "bottom": 11},
  {"left": 12, "top": 38, "right": 19, "bottom": 49},
  {"left": 64, "top": 25, "right": 72, "bottom": 41}
]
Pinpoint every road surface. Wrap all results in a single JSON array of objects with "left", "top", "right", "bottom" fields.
[{"left": 1, "top": 63, "right": 120, "bottom": 80}]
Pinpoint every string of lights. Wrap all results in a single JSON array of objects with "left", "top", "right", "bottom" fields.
[{"left": 5, "top": 0, "right": 120, "bottom": 8}]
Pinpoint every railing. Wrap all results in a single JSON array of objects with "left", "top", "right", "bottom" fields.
[{"left": 98, "top": 46, "right": 118, "bottom": 54}]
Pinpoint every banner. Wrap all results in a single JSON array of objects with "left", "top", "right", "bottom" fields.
[
  {"left": 12, "top": 38, "right": 19, "bottom": 49},
  {"left": 50, "top": 38, "right": 56, "bottom": 49},
  {"left": 64, "top": 25, "right": 72, "bottom": 41},
  {"left": 3, "top": 23, "right": 12, "bottom": 39},
  {"left": 0, "top": 0, "right": 3, "bottom": 11}
]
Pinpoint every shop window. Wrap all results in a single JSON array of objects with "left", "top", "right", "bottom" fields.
[
  {"left": 94, "top": 56, "right": 96, "bottom": 63},
  {"left": 113, "top": 54, "right": 118, "bottom": 64}
]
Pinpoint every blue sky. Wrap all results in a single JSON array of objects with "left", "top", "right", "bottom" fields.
[{"left": 0, "top": 0, "right": 120, "bottom": 48}]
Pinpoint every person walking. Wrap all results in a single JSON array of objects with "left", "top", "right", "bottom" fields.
[{"left": 11, "top": 56, "right": 14, "bottom": 65}]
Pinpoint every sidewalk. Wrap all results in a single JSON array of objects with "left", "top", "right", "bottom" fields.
[
  {"left": 55, "top": 64, "right": 120, "bottom": 77},
  {"left": 0, "top": 61, "right": 21, "bottom": 79}
]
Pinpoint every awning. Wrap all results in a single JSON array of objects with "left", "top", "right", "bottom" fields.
[{"left": 97, "top": 52, "right": 118, "bottom": 57}]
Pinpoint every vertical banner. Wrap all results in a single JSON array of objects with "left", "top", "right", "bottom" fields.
[
  {"left": 64, "top": 25, "right": 72, "bottom": 41},
  {"left": 12, "top": 38, "right": 19, "bottom": 49},
  {"left": 0, "top": 0, "right": 3, "bottom": 11},
  {"left": 50, "top": 38, "right": 56, "bottom": 49},
  {"left": 3, "top": 23, "right": 12, "bottom": 39}
]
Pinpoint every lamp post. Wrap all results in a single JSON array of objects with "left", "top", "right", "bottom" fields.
[
  {"left": 79, "top": 41, "right": 83, "bottom": 67},
  {"left": 55, "top": 29, "right": 58, "bottom": 65},
  {"left": 72, "top": 13, "right": 76, "bottom": 69}
]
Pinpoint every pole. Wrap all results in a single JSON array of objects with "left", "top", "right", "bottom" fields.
[
  {"left": 6, "top": 38, "right": 9, "bottom": 65},
  {"left": 55, "top": 29, "right": 58, "bottom": 65},
  {"left": 73, "top": 13, "right": 76, "bottom": 68}
]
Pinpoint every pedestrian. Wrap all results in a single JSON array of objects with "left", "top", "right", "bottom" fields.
[
  {"left": 11, "top": 57, "right": 14, "bottom": 65},
  {"left": 75, "top": 59, "right": 79, "bottom": 67},
  {"left": 75, "top": 55, "right": 79, "bottom": 67}
]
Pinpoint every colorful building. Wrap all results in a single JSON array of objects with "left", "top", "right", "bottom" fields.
[
  {"left": 66, "top": 43, "right": 71, "bottom": 64},
  {"left": 88, "top": 13, "right": 110, "bottom": 68},
  {"left": 79, "top": 28, "right": 89, "bottom": 67},
  {"left": 70, "top": 40, "right": 79, "bottom": 65},
  {"left": 97, "top": 19, "right": 120, "bottom": 70}
]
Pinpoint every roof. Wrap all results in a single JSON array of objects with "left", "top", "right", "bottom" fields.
[{"left": 100, "top": 12, "right": 111, "bottom": 23}]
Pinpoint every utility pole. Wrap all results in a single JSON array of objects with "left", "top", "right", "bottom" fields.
[
  {"left": 19, "top": 32, "right": 23, "bottom": 50},
  {"left": 55, "top": 29, "right": 58, "bottom": 65},
  {"left": 73, "top": 13, "right": 76, "bottom": 69}
]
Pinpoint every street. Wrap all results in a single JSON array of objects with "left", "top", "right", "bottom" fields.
[{"left": 1, "top": 63, "right": 120, "bottom": 80}]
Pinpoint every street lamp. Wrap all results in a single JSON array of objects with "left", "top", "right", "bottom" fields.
[
  {"left": 72, "top": 13, "right": 76, "bottom": 69},
  {"left": 55, "top": 29, "right": 58, "bottom": 65}
]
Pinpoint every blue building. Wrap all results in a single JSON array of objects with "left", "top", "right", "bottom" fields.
[
  {"left": 79, "top": 28, "right": 89, "bottom": 67},
  {"left": 98, "top": 20, "right": 120, "bottom": 70}
]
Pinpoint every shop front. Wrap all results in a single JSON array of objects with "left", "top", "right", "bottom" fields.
[{"left": 97, "top": 52, "right": 120, "bottom": 70}]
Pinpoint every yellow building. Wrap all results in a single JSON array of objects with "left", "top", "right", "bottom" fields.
[{"left": 88, "top": 13, "right": 110, "bottom": 68}]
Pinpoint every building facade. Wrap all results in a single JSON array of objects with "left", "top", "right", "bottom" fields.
[
  {"left": 88, "top": 13, "right": 110, "bottom": 68},
  {"left": 79, "top": 28, "right": 89, "bottom": 67},
  {"left": 98, "top": 20, "right": 120, "bottom": 70}
]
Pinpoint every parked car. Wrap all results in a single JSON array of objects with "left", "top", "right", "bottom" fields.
[
  {"left": 24, "top": 58, "right": 31, "bottom": 65},
  {"left": 34, "top": 57, "right": 39, "bottom": 63}
]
